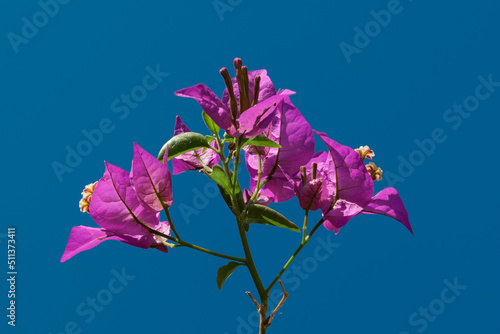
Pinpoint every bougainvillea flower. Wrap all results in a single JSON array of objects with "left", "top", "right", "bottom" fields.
[
  {"left": 315, "top": 131, "right": 412, "bottom": 234},
  {"left": 280, "top": 151, "right": 334, "bottom": 211},
  {"left": 245, "top": 96, "right": 315, "bottom": 203},
  {"left": 78, "top": 181, "right": 97, "bottom": 213},
  {"left": 171, "top": 116, "right": 220, "bottom": 175},
  {"left": 62, "top": 151, "right": 174, "bottom": 262},
  {"left": 131, "top": 143, "right": 173, "bottom": 211},
  {"left": 174, "top": 58, "right": 295, "bottom": 138},
  {"left": 61, "top": 221, "right": 170, "bottom": 262},
  {"left": 89, "top": 162, "right": 165, "bottom": 248}
]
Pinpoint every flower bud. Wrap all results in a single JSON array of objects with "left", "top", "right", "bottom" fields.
[
  {"left": 300, "top": 166, "right": 307, "bottom": 186},
  {"left": 355, "top": 145, "right": 375, "bottom": 160},
  {"left": 311, "top": 162, "right": 318, "bottom": 180},
  {"left": 79, "top": 181, "right": 98, "bottom": 213},
  {"left": 239, "top": 66, "right": 250, "bottom": 112},
  {"left": 366, "top": 162, "right": 383, "bottom": 181},
  {"left": 220, "top": 67, "right": 238, "bottom": 124},
  {"left": 252, "top": 75, "right": 261, "bottom": 106}
]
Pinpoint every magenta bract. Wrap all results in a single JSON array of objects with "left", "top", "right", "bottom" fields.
[
  {"left": 175, "top": 70, "right": 294, "bottom": 139},
  {"left": 247, "top": 97, "right": 315, "bottom": 203},
  {"left": 131, "top": 143, "right": 173, "bottom": 212},
  {"left": 315, "top": 131, "right": 412, "bottom": 234}
]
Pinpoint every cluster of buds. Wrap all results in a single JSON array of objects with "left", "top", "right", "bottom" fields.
[
  {"left": 355, "top": 145, "right": 375, "bottom": 160},
  {"left": 219, "top": 58, "right": 262, "bottom": 124},
  {"left": 366, "top": 162, "right": 383, "bottom": 181},
  {"left": 300, "top": 162, "right": 318, "bottom": 186},
  {"left": 79, "top": 182, "right": 97, "bottom": 213},
  {"left": 355, "top": 146, "right": 382, "bottom": 181}
]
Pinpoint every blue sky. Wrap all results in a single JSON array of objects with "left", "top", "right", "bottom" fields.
[{"left": 1, "top": 1, "right": 499, "bottom": 333}]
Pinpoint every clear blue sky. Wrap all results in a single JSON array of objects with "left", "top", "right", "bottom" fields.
[{"left": 1, "top": 1, "right": 499, "bottom": 333}]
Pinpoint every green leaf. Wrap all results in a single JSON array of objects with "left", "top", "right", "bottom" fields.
[
  {"left": 202, "top": 111, "right": 220, "bottom": 134},
  {"left": 223, "top": 133, "right": 281, "bottom": 148},
  {"left": 218, "top": 171, "right": 248, "bottom": 217},
  {"left": 218, "top": 184, "right": 234, "bottom": 210},
  {"left": 244, "top": 134, "right": 281, "bottom": 148},
  {"left": 245, "top": 204, "right": 300, "bottom": 232},
  {"left": 216, "top": 261, "right": 243, "bottom": 290},
  {"left": 158, "top": 132, "right": 211, "bottom": 162},
  {"left": 223, "top": 133, "right": 235, "bottom": 142},
  {"left": 206, "top": 165, "right": 232, "bottom": 193},
  {"left": 217, "top": 184, "right": 245, "bottom": 217}
]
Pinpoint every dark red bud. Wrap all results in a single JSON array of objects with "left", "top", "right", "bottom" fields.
[
  {"left": 240, "top": 66, "right": 250, "bottom": 112},
  {"left": 234, "top": 58, "right": 242, "bottom": 70},
  {"left": 252, "top": 75, "right": 261, "bottom": 106},
  {"left": 300, "top": 166, "right": 307, "bottom": 187},
  {"left": 220, "top": 67, "right": 238, "bottom": 123},
  {"left": 311, "top": 162, "right": 318, "bottom": 180}
]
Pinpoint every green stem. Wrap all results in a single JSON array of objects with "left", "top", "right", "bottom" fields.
[
  {"left": 175, "top": 238, "right": 246, "bottom": 263},
  {"left": 232, "top": 136, "right": 243, "bottom": 195},
  {"left": 302, "top": 210, "right": 309, "bottom": 243},
  {"left": 214, "top": 133, "right": 267, "bottom": 302},
  {"left": 215, "top": 133, "right": 235, "bottom": 190},
  {"left": 161, "top": 204, "right": 180, "bottom": 240},
  {"left": 236, "top": 217, "right": 266, "bottom": 299},
  {"left": 256, "top": 150, "right": 263, "bottom": 189},
  {"left": 231, "top": 136, "right": 266, "bottom": 300},
  {"left": 265, "top": 217, "right": 325, "bottom": 294},
  {"left": 242, "top": 150, "right": 269, "bottom": 213},
  {"left": 149, "top": 203, "right": 245, "bottom": 263},
  {"left": 151, "top": 228, "right": 245, "bottom": 263}
]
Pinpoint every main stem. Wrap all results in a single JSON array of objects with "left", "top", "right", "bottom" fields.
[
  {"left": 230, "top": 137, "right": 266, "bottom": 298},
  {"left": 259, "top": 301, "right": 269, "bottom": 334},
  {"left": 226, "top": 136, "right": 269, "bottom": 333}
]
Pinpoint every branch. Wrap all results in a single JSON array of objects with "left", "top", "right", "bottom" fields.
[
  {"left": 266, "top": 280, "right": 289, "bottom": 326},
  {"left": 246, "top": 291, "right": 260, "bottom": 309},
  {"left": 265, "top": 218, "right": 325, "bottom": 294}
]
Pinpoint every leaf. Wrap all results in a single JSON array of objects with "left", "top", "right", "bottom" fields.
[
  {"left": 223, "top": 132, "right": 234, "bottom": 142},
  {"left": 158, "top": 132, "right": 211, "bottom": 162},
  {"left": 216, "top": 171, "right": 245, "bottom": 216},
  {"left": 217, "top": 261, "right": 243, "bottom": 290},
  {"left": 245, "top": 204, "right": 300, "bottom": 232},
  {"left": 206, "top": 165, "right": 232, "bottom": 193},
  {"left": 245, "top": 134, "right": 281, "bottom": 148},
  {"left": 224, "top": 133, "right": 281, "bottom": 148},
  {"left": 202, "top": 111, "right": 220, "bottom": 134},
  {"left": 218, "top": 184, "right": 234, "bottom": 210}
]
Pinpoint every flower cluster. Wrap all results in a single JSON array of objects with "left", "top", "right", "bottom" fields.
[
  {"left": 63, "top": 57, "right": 411, "bottom": 260},
  {"left": 61, "top": 58, "right": 413, "bottom": 332},
  {"left": 78, "top": 182, "right": 97, "bottom": 213},
  {"left": 174, "top": 57, "right": 411, "bottom": 235}
]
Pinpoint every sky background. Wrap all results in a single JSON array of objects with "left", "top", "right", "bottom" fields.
[{"left": 1, "top": 1, "right": 499, "bottom": 333}]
